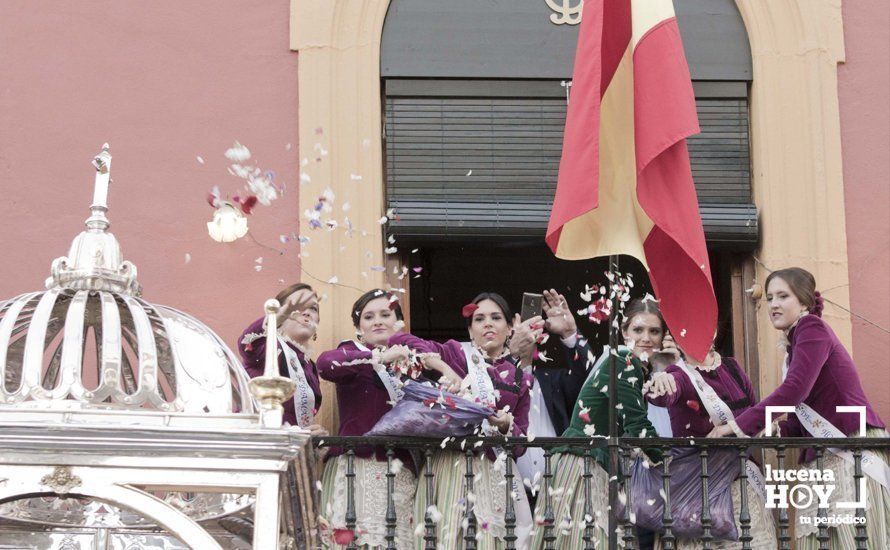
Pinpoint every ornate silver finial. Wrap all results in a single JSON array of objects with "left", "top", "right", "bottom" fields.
[
  {"left": 85, "top": 143, "right": 113, "bottom": 231},
  {"left": 248, "top": 298, "right": 296, "bottom": 428},
  {"left": 45, "top": 144, "right": 140, "bottom": 295}
]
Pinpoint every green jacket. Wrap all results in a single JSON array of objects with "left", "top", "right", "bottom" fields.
[{"left": 559, "top": 348, "right": 663, "bottom": 468}]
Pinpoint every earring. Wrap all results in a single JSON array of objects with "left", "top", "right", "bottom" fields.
[
  {"left": 356, "top": 331, "right": 364, "bottom": 343},
  {"left": 312, "top": 333, "right": 318, "bottom": 341}
]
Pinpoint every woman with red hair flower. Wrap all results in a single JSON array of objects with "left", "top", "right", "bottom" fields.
[{"left": 389, "top": 291, "right": 535, "bottom": 549}]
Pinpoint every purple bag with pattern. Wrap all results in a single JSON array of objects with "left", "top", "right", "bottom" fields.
[
  {"left": 616, "top": 447, "right": 741, "bottom": 541},
  {"left": 365, "top": 381, "right": 494, "bottom": 438}
]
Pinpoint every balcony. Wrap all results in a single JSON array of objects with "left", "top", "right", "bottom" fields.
[{"left": 302, "top": 435, "right": 889, "bottom": 550}]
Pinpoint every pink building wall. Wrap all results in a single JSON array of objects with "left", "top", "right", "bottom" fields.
[
  {"left": 0, "top": 1, "right": 300, "bottom": 352},
  {"left": 838, "top": 0, "right": 890, "bottom": 421}
]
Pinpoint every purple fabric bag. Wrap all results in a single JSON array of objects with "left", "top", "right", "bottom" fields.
[
  {"left": 617, "top": 447, "right": 741, "bottom": 541},
  {"left": 365, "top": 381, "right": 494, "bottom": 438}
]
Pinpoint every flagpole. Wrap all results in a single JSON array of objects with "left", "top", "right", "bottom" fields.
[{"left": 607, "top": 254, "right": 620, "bottom": 549}]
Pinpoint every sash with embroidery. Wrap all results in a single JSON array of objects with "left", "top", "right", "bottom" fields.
[
  {"left": 676, "top": 359, "right": 767, "bottom": 501},
  {"left": 460, "top": 342, "right": 498, "bottom": 408},
  {"left": 781, "top": 354, "right": 890, "bottom": 490},
  {"left": 350, "top": 339, "right": 405, "bottom": 403},
  {"left": 278, "top": 336, "right": 316, "bottom": 428}
]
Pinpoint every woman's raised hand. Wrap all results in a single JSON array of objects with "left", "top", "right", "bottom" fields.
[
  {"left": 542, "top": 289, "right": 577, "bottom": 338},
  {"left": 659, "top": 333, "right": 682, "bottom": 362},
  {"left": 277, "top": 289, "right": 317, "bottom": 324},
  {"left": 378, "top": 344, "right": 411, "bottom": 365},
  {"left": 508, "top": 314, "right": 543, "bottom": 364}
]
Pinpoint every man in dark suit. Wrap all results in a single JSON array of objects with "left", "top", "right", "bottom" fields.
[{"left": 510, "top": 289, "right": 594, "bottom": 490}]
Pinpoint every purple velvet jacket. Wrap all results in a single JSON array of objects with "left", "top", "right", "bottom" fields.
[
  {"left": 238, "top": 317, "right": 322, "bottom": 427},
  {"left": 647, "top": 358, "right": 756, "bottom": 438},
  {"left": 734, "top": 315, "right": 885, "bottom": 463},
  {"left": 316, "top": 339, "right": 416, "bottom": 471},
  {"left": 388, "top": 333, "right": 534, "bottom": 458}
]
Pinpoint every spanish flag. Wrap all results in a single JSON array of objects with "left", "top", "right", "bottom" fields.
[{"left": 546, "top": 0, "right": 717, "bottom": 360}]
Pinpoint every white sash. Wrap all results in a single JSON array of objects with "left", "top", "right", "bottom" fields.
[
  {"left": 676, "top": 359, "right": 767, "bottom": 501},
  {"left": 351, "top": 339, "right": 405, "bottom": 403},
  {"left": 278, "top": 336, "right": 316, "bottom": 428},
  {"left": 780, "top": 354, "right": 890, "bottom": 490},
  {"left": 460, "top": 342, "right": 498, "bottom": 408}
]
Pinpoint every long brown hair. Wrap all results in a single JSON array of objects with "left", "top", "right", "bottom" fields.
[
  {"left": 620, "top": 298, "right": 667, "bottom": 333},
  {"left": 351, "top": 289, "right": 404, "bottom": 327},
  {"left": 765, "top": 267, "right": 823, "bottom": 316},
  {"left": 463, "top": 292, "right": 513, "bottom": 327}
]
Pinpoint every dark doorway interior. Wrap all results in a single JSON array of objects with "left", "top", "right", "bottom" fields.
[{"left": 407, "top": 243, "right": 737, "bottom": 369}]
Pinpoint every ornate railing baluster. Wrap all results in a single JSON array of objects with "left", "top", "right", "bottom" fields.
[
  {"left": 853, "top": 448, "right": 868, "bottom": 549},
  {"left": 620, "top": 446, "right": 636, "bottom": 549},
  {"left": 384, "top": 446, "right": 398, "bottom": 550},
  {"left": 345, "top": 448, "right": 358, "bottom": 550},
  {"left": 699, "top": 447, "right": 712, "bottom": 549},
  {"left": 582, "top": 449, "right": 595, "bottom": 550},
  {"left": 661, "top": 447, "right": 675, "bottom": 550},
  {"left": 815, "top": 446, "right": 829, "bottom": 549},
  {"left": 737, "top": 446, "right": 752, "bottom": 550},
  {"left": 776, "top": 445, "right": 791, "bottom": 549},
  {"left": 423, "top": 448, "right": 437, "bottom": 550},
  {"left": 542, "top": 448, "right": 556, "bottom": 549},
  {"left": 464, "top": 449, "right": 478, "bottom": 550},
  {"left": 503, "top": 446, "right": 517, "bottom": 549}
]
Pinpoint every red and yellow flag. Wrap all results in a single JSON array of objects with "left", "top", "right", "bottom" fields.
[{"left": 546, "top": 0, "right": 717, "bottom": 360}]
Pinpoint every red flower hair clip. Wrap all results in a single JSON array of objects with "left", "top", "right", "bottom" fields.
[{"left": 461, "top": 303, "right": 479, "bottom": 318}]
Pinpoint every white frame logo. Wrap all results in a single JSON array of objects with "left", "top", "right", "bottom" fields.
[{"left": 765, "top": 405, "right": 867, "bottom": 509}]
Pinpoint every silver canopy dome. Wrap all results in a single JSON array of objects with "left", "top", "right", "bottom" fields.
[{"left": 0, "top": 145, "right": 253, "bottom": 417}]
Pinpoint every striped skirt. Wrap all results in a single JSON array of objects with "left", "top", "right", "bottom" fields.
[
  {"left": 414, "top": 450, "right": 532, "bottom": 549},
  {"left": 530, "top": 453, "right": 610, "bottom": 549},
  {"left": 794, "top": 428, "right": 890, "bottom": 550},
  {"left": 320, "top": 455, "right": 417, "bottom": 549}
]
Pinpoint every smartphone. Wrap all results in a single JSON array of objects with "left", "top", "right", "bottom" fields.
[{"left": 520, "top": 292, "right": 543, "bottom": 321}]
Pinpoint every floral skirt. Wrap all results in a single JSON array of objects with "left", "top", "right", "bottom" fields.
[
  {"left": 530, "top": 453, "right": 610, "bottom": 549},
  {"left": 320, "top": 455, "right": 417, "bottom": 549},
  {"left": 414, "top": 450, "right": 532, "bottom": 549}
]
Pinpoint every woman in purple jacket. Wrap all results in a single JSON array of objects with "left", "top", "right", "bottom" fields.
[
  {"left": 708, "top": 267, "right": 889, "bottom": 548},
  {"left": 238, "top": 283, "right": 327, "bottom": 435},
  {"left": 317, "top": 289, "right": 462, "bottom": 549},
  {"left": 390, "top": 292, "right": 534, "bottom": 549},
  {"left": 645, "top": 338, "right": 777, "bottom": 548}
]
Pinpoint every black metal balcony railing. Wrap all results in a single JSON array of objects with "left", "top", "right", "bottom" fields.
[{"left": 304, "top": 436, "right": 890, "bottom": 550}]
